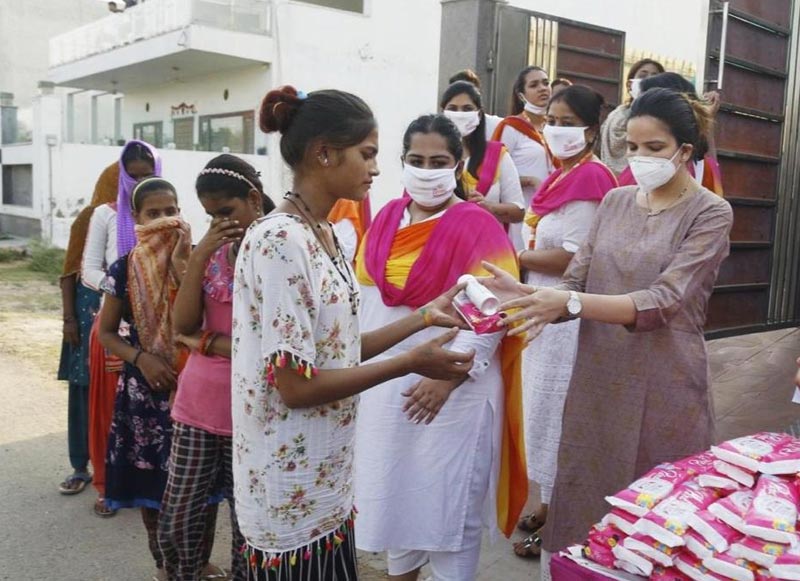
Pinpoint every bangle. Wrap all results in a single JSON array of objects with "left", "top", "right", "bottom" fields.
[
  {"left": 198, "top": 330, "right": 215, "bottom": 355},
  {"left": 204, "top": 333, "right": 219, "bottom": 356},
  {"left": 132, "top": 348, "right": 143, "bottom": 367},
  {"left": 419, "top": 306, "right": 434, "bottom": 327}
]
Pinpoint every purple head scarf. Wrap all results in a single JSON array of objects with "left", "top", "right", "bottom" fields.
[{"left": 117, "top": 140, "right": 163, "bottom": 256}]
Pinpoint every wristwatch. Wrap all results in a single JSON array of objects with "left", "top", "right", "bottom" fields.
[{"left": 566, "top": 291, "right": 583, "bottom": 318}]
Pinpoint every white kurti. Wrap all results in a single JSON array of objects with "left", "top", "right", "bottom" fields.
[
  {"left": 521, "top": 200, "right": 598, "bottom": 503},
  {"left": 497, "top": 124, "right": 555, "bottom": 250},
  {"left": 354, "top": 240, "right": 505, "bottom": 552}
]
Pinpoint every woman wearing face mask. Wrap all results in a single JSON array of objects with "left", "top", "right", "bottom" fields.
[
  {"left": 353, "top": 113, "right": 527, "bottom": 581},
  {"left": 492, "top": 66, "right": 559, "bottom": 250},
  {"left": 599, "top": 58, "right": 664, "bottom": 176},
  {"left": 440, "top": 81, "right": 525, "bottom": 230},
  {"left": 512, "top": 85, "right": 617, "bottom": 561},
  {"left": 617, "top": 72, "right": 724, "bottom": 195},
  {"left": 482, "top": 87, "right": 733, "bottom": 578}
]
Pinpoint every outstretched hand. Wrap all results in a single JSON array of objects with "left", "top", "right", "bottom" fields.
[
  {"left": 405, "top": 327, "right": 474, "bottom": 381},
  {"left": 402, "top": 378, "right": 459, "bottom": 425},
  {"left": 476, "top": 261, "right": 535, "bottom": 303},
  {"left": 419, "top": 281, "right": 470, "bottom": 330}
]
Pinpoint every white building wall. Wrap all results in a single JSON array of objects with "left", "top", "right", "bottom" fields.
[
  {"left": 269, "top": 0, "right": 443, "bottom": 209},
  {"left": 49, "top": 143, "right": 271, "bottom": 248}
]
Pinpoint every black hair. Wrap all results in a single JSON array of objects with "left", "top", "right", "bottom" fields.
[
  {"left": 448, "top": 69, "right": 481, "bottom": 88},
  {"left": 259, "top": 86, "right": 376, "bottom": 169},
  {"left": 638, "top": 74, "right": 708, "bottom": 160},
  {"left": 549, "top": 84, "right": 605, "bottom": 129},
  {"left": 640, "top": 72, "right": 698, "bottom": 98},
  {"left": 121, "top": 142, "right": 156, "bottom": 173},
  {"left": 402, "top": 114, "right": 466, "bottom": 200},
  {"left": 196, "top": 154, "right": 276, "bottom": 214},
  {"left": 440, "top": 81, "right": 486, "bottom": 178},
  {"left": 629, "top": 87, "right": 713, "bottom": 162},
  {"left": 131, "top": 177, "right": 177, "bottom": 212},
  {"left": 627, "top": 58, "right": 665, "bottom": 82},
  {"left": 510, "top": 65, "right": 548, "bottom": 115}
]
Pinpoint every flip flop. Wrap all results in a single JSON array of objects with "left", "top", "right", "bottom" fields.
[
  {"left": 513, "top": 531, "right": 542, "bottom": 559},
  {"left": 94, "top": 497, "right": 117, "bottom": 518},
  {"left": 58, "top": 472, "right": 92, "bottom": 495}
]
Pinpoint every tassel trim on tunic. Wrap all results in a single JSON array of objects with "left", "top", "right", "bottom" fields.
[
  {"left": 241, "top": 508, "right": 357, "bottom": 577},
  {"left": 266, "top": 350, "right": 319, "bottom": 384}
]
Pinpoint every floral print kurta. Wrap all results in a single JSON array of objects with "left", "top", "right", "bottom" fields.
[{"left": 232, "top": 214, "right": 361, "bottom": 554}]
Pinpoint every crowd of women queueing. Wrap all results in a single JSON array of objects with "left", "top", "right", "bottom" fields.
[{"left": 56, "top": 58, "right": 732, "bottom": 581}]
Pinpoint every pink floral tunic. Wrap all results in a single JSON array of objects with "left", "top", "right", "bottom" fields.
[{"left": 231, "top": 214, "right": 361, "bottom": 555}]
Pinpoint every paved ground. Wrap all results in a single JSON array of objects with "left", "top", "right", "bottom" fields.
[{"left": 0, "top": 264, "right": 798, "bottom": 580}]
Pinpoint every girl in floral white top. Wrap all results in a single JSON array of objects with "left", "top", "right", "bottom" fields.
[{"left": 232, "top": 86, "right": 476, "bottom": 580}]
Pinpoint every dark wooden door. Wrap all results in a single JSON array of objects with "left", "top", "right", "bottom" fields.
[
  {"left": 704, "top": 0, "right": 795, "bottom": 335},
  {"left": 490, "top": 7, "right": 625, "bottom": 116}
]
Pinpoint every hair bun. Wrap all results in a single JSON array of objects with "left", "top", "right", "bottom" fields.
[{"left": 259, "top": 85, "right": 306, "bottom": 135}]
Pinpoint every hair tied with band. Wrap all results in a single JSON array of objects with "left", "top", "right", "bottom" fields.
[
  {"left": 259, "top": 85, "right": 308, "bottom": 135},
  {"left": 131, "top": 176, "right": 168, "bottom": 210}
]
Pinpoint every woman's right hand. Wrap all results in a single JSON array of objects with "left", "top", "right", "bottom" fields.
[
  {"left": 404, "top": 327, "right": 474, "bottom": 381},
  {"left": 62, "top": 318, "right": 80, "bottom": 347},
  {"left": 136, "top": 352, "right": 177, "bottom": 391},
  {"left": 193, "top": 217, "right": 244, "bottom": 259}
]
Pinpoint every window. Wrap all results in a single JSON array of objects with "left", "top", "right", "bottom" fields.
[
  {"left": 295, "top": 0, "right": 364, "bottom": 13},
  {"left": 2, "top": 164, "right": 33, "bottom": 207},
  {"left": 199, "top": 111, "right": 254, "bottom": 154},
  {"left": 133, "top": 122, "right": 163, "bottom": 148}
]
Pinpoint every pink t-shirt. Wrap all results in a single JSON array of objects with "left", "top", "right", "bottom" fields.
[{"left": 172, "top": 244, "right": 234, "bottom": 436}]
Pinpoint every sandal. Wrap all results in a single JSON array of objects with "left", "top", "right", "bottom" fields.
[
  {"left": 58, "top": 472, "right": 92, "bottom": 495},
  {"left": 517, "top": 511, "right": 546, "bottom": 533},
  {"left": 94, "top": 497, "right": 117, "bottom": 518},
  {"left": 513, "top": 532, "right": 542, "bottom": 559}
]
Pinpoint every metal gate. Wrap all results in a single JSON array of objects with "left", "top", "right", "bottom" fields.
[
  {"left": 704, "top": 0, "right": 798, "bottom": 336},
  {"left": 490, "top": 6, "right": 625, "bottom": 117}
]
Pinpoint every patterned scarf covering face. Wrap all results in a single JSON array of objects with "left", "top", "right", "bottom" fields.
[
  {"left": 128, "top": 216, "right": 191, "bottom": 368},
  {"left": 61, "top": 162, "right": 120, "bottom": 278},
  {"left": 117, "top": 140, "right": 163, "bottom": 257}
]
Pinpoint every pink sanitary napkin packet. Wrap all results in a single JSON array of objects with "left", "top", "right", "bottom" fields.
[
  {"left": 742, "top": 474, "right": 798, "bottom": 544},
  {"left": 674, "top": 552, "right": 726, "bottom": 581},
  {"left": 711, "top": 433, "right": 793, "bottom": 472},
  {"left": 686, "top": 509, "right": 743, "bottom": 552},
  {"left": 612, "top": 543, "right": 655, "bottom": 576},
  {"left": 635, "top": 481, "right": 721, "bottom": 547},
  {"left": 703, "top": 551, "right": 759, "bottom": 581},
  {"left": 729, "top": 535, "right": 793, "bottom": 569},
  {"left": 623, "top": 533, "right": 679, "bottom": 567},
  {"left": 759, "top": 438, "right": 800, "bottom": 475},
  {"left": 606, "top": 463, "right": 691, "bottom": 517},
  {"left": 651, "top": 565, "right": 692, "bottom": 581},
  {"left": 601, "top": 508, "right": 639, "bottom": 536},
  {"left": 707, "top": 490, "right": 756, "bottom": 534},
  {"left": 769, "top": 543, "right": 800, "bottom": 580},
  {"left": 714, "top": 460, "right": 757, "bottom": 488},
  {"left": 452, "top": 291, "right": 504, "bottom": 334}
]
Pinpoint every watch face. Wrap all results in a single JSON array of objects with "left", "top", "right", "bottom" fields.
[{"left": 567, "top": 296, "right": 581, "bottom": 315}]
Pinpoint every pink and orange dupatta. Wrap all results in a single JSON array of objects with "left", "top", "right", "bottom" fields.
[
  {"left": 355, "top": 197, "right": 528, "bottom": 537},
  {"left": 128, "top": 216, "right": 192, "bottom": 371}
]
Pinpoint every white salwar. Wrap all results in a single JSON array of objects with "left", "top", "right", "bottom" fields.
[
  {"left": 521, "top": 200, "right": 598, "bottom": 504},
  {"left": 354, "top": 214, "right": 507, "bottom": 581}
]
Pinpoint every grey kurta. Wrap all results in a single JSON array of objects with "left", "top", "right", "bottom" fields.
[{"left": 540, "top": 184, "right": 733, "bottom": 552}]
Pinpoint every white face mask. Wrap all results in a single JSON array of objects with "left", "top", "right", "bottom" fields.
[
  {"left": 630, "top": 78, "right": 643, "bottom": 100},
  {"left": 402, "top": 164, "right": 457, "bottom": 208},
  {"left": 543, "top": 125, "right": 588, "bottom": 159},
  {"left": 628, "top": 148, "right": 683, "bottom": 193},
  {"left": 443, "top": 110, "right": 481, "bottom": 137},
  {"left": 519, "top": 93, "right": 548, "bottom": 116}
]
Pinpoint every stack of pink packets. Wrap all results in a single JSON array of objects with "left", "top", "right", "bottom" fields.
[{"left": 570, "top": 433, "right": 800, "bottom": 580}]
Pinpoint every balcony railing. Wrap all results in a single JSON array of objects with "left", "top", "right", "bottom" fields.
[{"left": 50, "top": 0, "right": 272, "bottom": 68}]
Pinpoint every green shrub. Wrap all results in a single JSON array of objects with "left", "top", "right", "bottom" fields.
[
  {"left": 0, "top": 247, "right": 26, "bottom": 263},
  {"left": 27, "top": 240, "right": 65, "bottom": 277}
]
